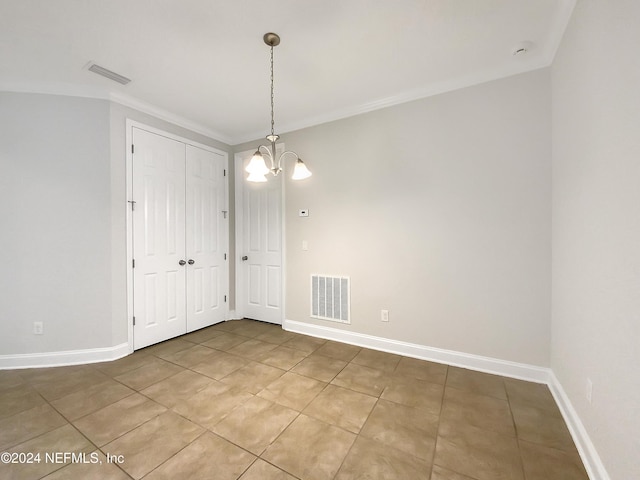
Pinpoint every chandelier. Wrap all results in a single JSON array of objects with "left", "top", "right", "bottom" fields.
[{"left": 245, "top": 33, "right": 312, "bottom": 182}]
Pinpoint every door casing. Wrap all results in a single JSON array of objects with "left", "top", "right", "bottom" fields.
[{"left": 126, "top": 120, "right": 229, "bottom": 352}]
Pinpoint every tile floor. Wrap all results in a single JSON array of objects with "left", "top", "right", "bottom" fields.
[{"left": 0, "top": 319, "right": 590, "bottom": 480}]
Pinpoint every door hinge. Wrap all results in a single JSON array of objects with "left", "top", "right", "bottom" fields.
[
  {"left": 133, "top": 316, "right": 136, "bottom": 326},
  {"left": 223, "top": 169, "right": 226, "bottom": 177},
  {"left": 224, "top": 253, "right": 227, "bottom": 260},
  {"left": 128, "top": 200, "right": 136, "bottom": 211},
  {"left": 132, "top": 259, "right": 135, "bottom": 268},
  {"left": 131, "top": 144, "right": 135, "bottom": 154},
  {"left": 224, "top": 295, "right": 227, "bottom": 303},
  {"left": 222, "top": 210, "right": 228, "bottom": 219}
]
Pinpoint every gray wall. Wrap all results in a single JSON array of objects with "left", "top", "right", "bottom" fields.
[
  {"left": 551, "top": 0, "right": 640, "bottom": 478},
  {"left": 0, "top": 92, "right": 112, "bottom": 353},
  {"left": 271, "top": 69, "right": 552, "bottom": 366},
  {"left": 0, "top": 92, "right": 233, "bottom": 356}
]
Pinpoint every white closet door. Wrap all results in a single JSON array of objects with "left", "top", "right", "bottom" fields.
[
  {"left": 185, "top": 145, "right": 226, "bottom": 331},
  {"left": 132, "top": 128, "right": 187, "bottom": 349}
]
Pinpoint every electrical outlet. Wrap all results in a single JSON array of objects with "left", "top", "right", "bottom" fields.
[
  {"left": 381, "top": 309, "right": 389, "bottom": 322},
  {"left": 586, "top": 378, "right": 593, "bottom": 404},
  {"left": 33, "top": 321, "right": 44, "bottom": 335}
]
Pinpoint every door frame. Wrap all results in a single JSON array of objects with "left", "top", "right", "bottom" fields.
[
  {"left": 234, "top": 147, "right": 286, "bottom": 324},
  {"left": 125, "top": 119, "right": 229, "bottom": 352}
]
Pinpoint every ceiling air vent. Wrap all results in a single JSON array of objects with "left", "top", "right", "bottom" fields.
[{"left": 87, "top": 63, "right": 131, "bottom": 85}]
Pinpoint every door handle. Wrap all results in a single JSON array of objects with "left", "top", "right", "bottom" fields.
[
  {"left": 178, "top": 259, "right": 186, "bottom": 266},
  {"left": 242, "top": 255, "right": 248, "bottom": 261},
  {"left": 188, "top": 259, "right": 195, "bottom": 265}
]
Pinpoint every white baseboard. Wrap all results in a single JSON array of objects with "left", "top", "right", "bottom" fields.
[
  {"left": 283, "top": 319, "right": 550, "bottom": 383},
  {"left": 548, "top": 372, "right": 611, "bottom": 480},
  {"left": 283, "top": 319, "right": 610, "bottom": 480},
  {"left": 0, "top": 343, "right": 131, "bottom": 370}
]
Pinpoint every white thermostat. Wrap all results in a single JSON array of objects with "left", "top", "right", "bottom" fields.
[{"left": 298, "top": 209, "right": 309, "bottom": 217}]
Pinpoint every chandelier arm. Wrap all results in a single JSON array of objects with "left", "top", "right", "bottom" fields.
[
  {"left": 278, "top": 151, "right": 301, "bottom": 163},
  {"left": 257, "top": 144, "right": 276, "bottom": 170}
]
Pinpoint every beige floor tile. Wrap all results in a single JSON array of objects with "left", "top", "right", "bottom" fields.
[
  {"left": 0, "top": 404, "right": 67, "bottom": 451},
  {"left": 4, "top": 424, "right": 93, "bottom": 480},
  {"left": 42, "top": 450, "right": 131, "bottom": 480},
  {"left": 314, "top": 341, "right": 361, "bottom": 361},
  {"left": 144, "top": 432, "right": 255, "bottom": 480},
  {"left": 94, "top": 351, "right": 156, "bottom": 378},
  {"left": 202, "top": 332, "right": 252, "bottom": 351},
  {"left": 511, "top": 402, "right": 576, "bottom": 451},
  {"left": 303, "top": 384, "right": 377, "bottom": 434},
  {"left": 360, "top": 399, "right": 438, "bottom": 461},
  {"left": 18, "top": 364, "right": 93, "bottom": 385},
  {"left": 0, "top": 384, "right": 46, "bottom": 420},
  {"left": 255, "top": 345, "right": 308, "bottom": 370},
  {"left": 381, "top": 376, "right": 444, "bottom": 415},
  {"left": 143, "top": 337, "right": 196, "bottom": 357},
  {"left": 234, "top": 322, "right": 278, "bottom": 339},
  {"left": 190, "top": 352, "right": 249, "bottom": 380},
  {"left": 73, "top": 393, "right": 166, "bottom": 446},
  {"left": 335, "top": 436, "right": 431, "bottom": 480},
  {"left": 393, "top": 357, "right": 448, "bottom": 384},
  {"left": 258, "top": 372, "right": 326, "bottom": 411},
  {"left": 291, "top": 354, "right": 347, "bottom": 382},
  {"left": 519, "top": 440, "right": 589, "bottom": 480},
  {"left": 227, "top": 339, "right": 279, "bottom": 360},
  {"left": 505, "top": 378, "right": 559, "bottom": 413},
  {"left": 213, "top": 396, "right": 298, "bottom": 454},
  {"left": 31, "top": 369, "right": 110, "bottom": 401},
  {"left": 446, "top": 367, "right": 507, "bottom": 400},
  {"left": 430, "top": 465, "right": 478, "bottom": 480},
  {"left": 435, "top": 420, "right": 523, "bottom": 480},
  {"left": 140, "top": 370, "right": 214, "bottom": 408},
  {"left": 254, "top": 328, "right": 297, "bottom": 345},
  {"left": 172, "top": 381, "right": 252, "bottom": 430},
  {"left": 332, "top": 363, "right": 388, "bottom": 397},
  {"left": 181, "top": 325, "right": 224, "bottom": 344},
  {"left": 351, "top": 348, "right": 401, "bottom": 373},
  {"left": 114, "top": 358, "right": 184, "bottom": 391},
  {"left": 239, "top": 459, "right": 297, "bottom": 480},
  {"left": 103, "top": 411, "right": 204, "bottom": 479},
  {"left": 50, "top": 379, "right": 134, "bottom": 420},
  {"left": 0, "top": 320, "right": 591, "bottom": 480},
  {"left": 209, "top": 319, "right": 247, "bottom": 333},
  {"left": 440, "top": 386, "right": 515, "bottom": 436},
  {"left": 156, "top": 344, "right": 219, "bottom": 367},
  {"left": 282, "top": 334, "right": 326, "bottom": 353},
  {"left": 220, "top": 361, "right": 285, "bottom": 394},
  {"left": 0, "top": 370, "right": 26, "bottom": 390},
  {"left": 262, "top": 414, "right": 356, "bottom": 480}
]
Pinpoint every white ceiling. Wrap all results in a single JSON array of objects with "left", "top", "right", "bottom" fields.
[{"left": 0, "top": 0, "right": 575, "bottom": 145}]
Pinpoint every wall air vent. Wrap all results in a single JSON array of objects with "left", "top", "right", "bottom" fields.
[
  {"left": 87, "top": 63, "right": 131, "bottom": 85},
  {"left": 311, "top": 274, "right": 350, "bottom": 324}
]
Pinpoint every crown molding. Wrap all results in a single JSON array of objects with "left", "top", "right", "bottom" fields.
[
  {"left": 0, "top": 82, "right": 232, "bottom": 146},
  {"left": 109, "top": 91, "right": 232, "bottom": 145}
]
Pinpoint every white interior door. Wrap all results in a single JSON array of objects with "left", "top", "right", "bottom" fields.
[
  {"left": 132, "top": 128, "right": 187, "bottom": 349},
  {"left": 185, "top": 145, "right": 226, "bottom": 332},
  {"left": 131, "top": 126, "right": 228, "bottom": 350},
  {"left": 235, "top": 149, "right": 283, "bottom": 324}
]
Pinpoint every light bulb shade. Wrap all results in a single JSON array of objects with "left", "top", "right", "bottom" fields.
[
  {"left": 246, "top": 151, "right": 270, "bottom": 176},
  {"left": 247, "top": 171, "right": 268, "bottom": 182},
  {"left": 291, "top": 158, "right": 312, "bottom": 180}
]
